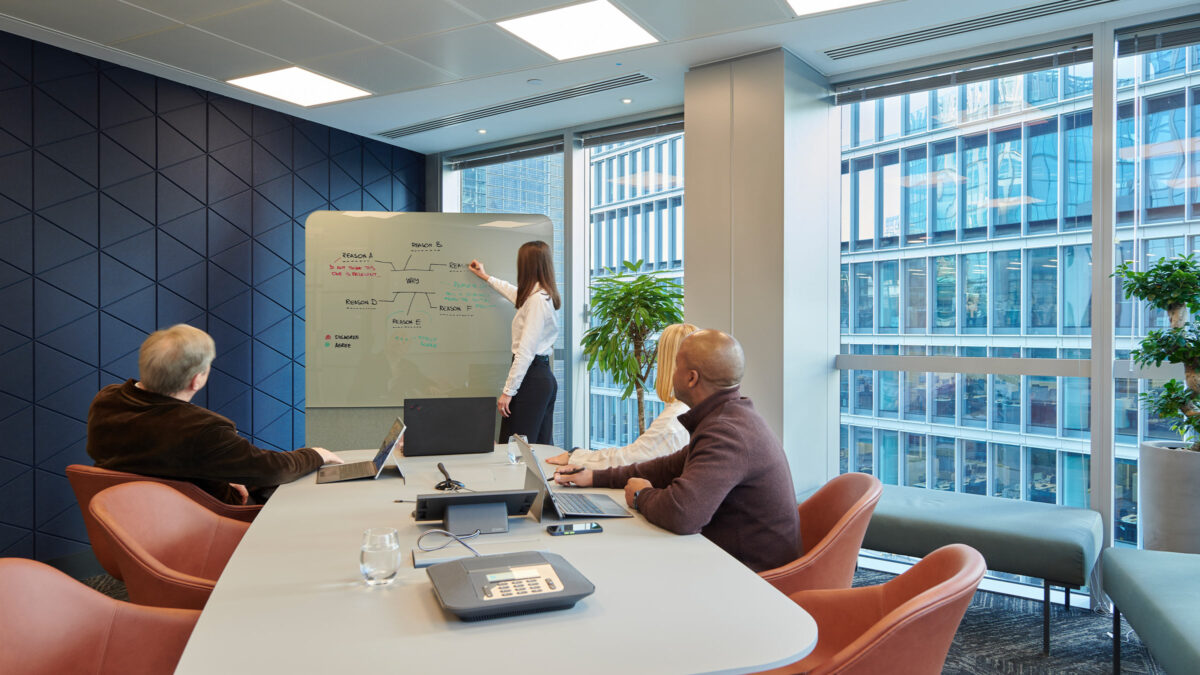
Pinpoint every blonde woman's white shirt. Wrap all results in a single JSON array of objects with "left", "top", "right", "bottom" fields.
[
  {"left": 488, "top": 276, "right": 558, "bottom": 396},
  {"left": 571, "top": 400, "right": 690, "bottom": 469}
]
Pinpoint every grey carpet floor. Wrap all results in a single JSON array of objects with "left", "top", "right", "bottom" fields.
[
  {"left": 855, "top": 569, "right": 1163, "bottom": 674},
  {"left": 83, "top": 570, "right": 1162, "bottom": 673}
]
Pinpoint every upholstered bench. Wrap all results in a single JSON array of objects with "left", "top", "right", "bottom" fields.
[
  {"left": 1104, "top": 547, "right": 1200, "bottom": 673},
  {"left": 861, "top": 484, "right": 1103, "bottom": 655}
]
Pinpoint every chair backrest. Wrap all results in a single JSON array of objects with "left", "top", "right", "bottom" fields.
[
  {"left": 90, "top": 481, "right": 251, "bottom": 610},
  {"left": 0, "top": 557, "right": 199, "bottom": 675},
  {"left": 760, "top": 472, "right": 883, "bottom": 594},
  {"left": 66, "top": 464, "right": 260, "bottom": 580},
  {"left": 814, "top": 544, "right": 986, "bottom": 675}
]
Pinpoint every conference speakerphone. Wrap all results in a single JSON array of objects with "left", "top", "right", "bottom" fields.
[{"left": 426, "top": 551, "right": 594, "bottom": 621}]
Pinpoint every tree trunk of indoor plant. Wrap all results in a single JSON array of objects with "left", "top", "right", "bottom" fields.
[{"left": 1138, "top": 439, "right": 1200, "bottom": 553}]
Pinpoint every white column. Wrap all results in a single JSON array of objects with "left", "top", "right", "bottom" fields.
[{"left": 684, "top": 49, "right": 839, "bottom": 494}]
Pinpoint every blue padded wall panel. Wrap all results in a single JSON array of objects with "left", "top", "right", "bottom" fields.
[{"left": 0, "top": 29, "right": 424, "bottom": 561}]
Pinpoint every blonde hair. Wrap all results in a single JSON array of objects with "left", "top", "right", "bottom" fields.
[
  {"left": 138, "top": 324, "right": 216, "bottom": 395},
  {"left": 654, "top": 323, "right": 700, "bottom": 403}
]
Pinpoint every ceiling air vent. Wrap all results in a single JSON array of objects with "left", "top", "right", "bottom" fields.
[
  {"left": 377, "top": 73, "right": 653, "bottom": 139},
  {"left": 824, "top": 0, "right": 1117, "bottom": 60}
]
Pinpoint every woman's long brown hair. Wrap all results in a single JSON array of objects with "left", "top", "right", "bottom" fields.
[{"left": 515, "top": 240, "right": 561, "bottom": 310}]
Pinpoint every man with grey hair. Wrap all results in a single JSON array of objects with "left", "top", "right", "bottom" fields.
[{"left": 87, "top": 324, "right": 343, "bottom": 504}]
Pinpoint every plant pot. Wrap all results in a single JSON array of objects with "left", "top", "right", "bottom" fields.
[{"left": 1138, "top": 440, "right": 1200, "bottom": 554}]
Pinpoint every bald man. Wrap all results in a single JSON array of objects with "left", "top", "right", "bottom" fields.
[
  {"left": 88, "top": 324, "right": 343, "bottom": 504},
  {"left": 554, "top": 329, "right": 800, "bottom": 572}
]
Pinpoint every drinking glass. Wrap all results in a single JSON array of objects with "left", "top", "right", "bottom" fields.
[
  {"left": 360, "top": 527, "right": 400, "bottom": 586},
  {"left": 506, "top": 434, "right": 525, "bottom": 465}
]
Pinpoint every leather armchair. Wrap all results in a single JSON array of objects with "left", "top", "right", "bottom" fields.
[
  {"left": 89, "top": 481, "right": 251, "bottom": 610},
  {"left": 0, "top": 557, "right": 199, "bottom": 675},
  {"left": 66, "top": 463, "right": 260, "bottom": 580},
  {"left": 759, "top": 472, "right": 882, "bottom": 595},
  {"left": 758, "top": 543, "right": 986, "bottom": 675}
]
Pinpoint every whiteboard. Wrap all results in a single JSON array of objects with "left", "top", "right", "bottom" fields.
[{"left": 304, "top": 211, "right": 553, "bottom": 408}]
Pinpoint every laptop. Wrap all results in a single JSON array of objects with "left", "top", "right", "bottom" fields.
[
  {"left": 316, "top": 418, "right": 405, "bottom": 484},
  {"left": 402, "top": 397, "right": 496, "bottom": 456},
  {"left": 515, "top": 435, "right": 632, "bottom": 519}
]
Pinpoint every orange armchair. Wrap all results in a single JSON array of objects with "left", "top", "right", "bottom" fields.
[
  {"left": 0, "top": 557, "right": 199, "bottom": 675},
  {"left": 759, "top": 543, "right": 985, "bottom": 675},
  {"left": 66, "top": 464, "right": 260, "bottom": 580},
  {"left": 90, "top": 481, "right": 251, "bottom": 609},
  {"left": 759, "top": 472, "right": 882, "bottom": 595}
]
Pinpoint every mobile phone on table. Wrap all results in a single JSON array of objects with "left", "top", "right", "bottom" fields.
[{"left": 547, "top": 522, "right": 603, "bottom": 536}]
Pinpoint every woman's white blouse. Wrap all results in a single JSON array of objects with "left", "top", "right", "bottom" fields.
[
  {"left": 570, "top": 400, "right": 690, "bottom": 469},
  {"left": 487, "top": 276, "right": 558, "bottom": 396}
]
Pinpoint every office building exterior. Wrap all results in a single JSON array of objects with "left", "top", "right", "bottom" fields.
[
  {"left": 837, "top": 45, "right": 1200, "bottom": 546},
  {"left": 586, "top": 133, "right": 685, "bottom": 449}
]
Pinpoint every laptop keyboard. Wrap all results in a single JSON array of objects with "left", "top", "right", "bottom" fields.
[
  {"left": 554, "top": 492, "right": 605, "bottom": 515},
  {"left": 339, "top": 462, "right": 375, "bottom": 479}
]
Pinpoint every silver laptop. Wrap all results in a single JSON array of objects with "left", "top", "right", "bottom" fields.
[
  {"left": 316, "top": 418, "right": 405, "bottom": 484},
  {"left": 515, "top": 435, "right": 631, "bottom": 519}
]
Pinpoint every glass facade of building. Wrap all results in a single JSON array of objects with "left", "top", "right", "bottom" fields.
[
  {"left": 587, "top": 133, "right": 685, "bottom": 448},
  {"left": 459, "top": 155, "right": 566, "bottom": 446},
  {"left": 838, "top": 44, "right": 1200, "bottom": 547}
]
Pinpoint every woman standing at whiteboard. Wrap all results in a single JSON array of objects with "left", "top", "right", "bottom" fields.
[{"left": 469, "top": 241, "right": 560, "bottom": 445}]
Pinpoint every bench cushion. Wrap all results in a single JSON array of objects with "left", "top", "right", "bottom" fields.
[
  {"left": 863, "top": 485, "right": 1102, "bottom": 586},
  {"left": 1104, "top": 547, "right": 1200, "bottom": 674}
]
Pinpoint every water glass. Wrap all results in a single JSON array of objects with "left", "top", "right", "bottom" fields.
[
  {"left": 360, "top": 528, "right": 400, "bottom": 586},
  {"left": 506, "top": 434, "right": 525, "bottom": 465}
]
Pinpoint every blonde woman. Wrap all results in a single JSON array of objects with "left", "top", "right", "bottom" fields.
[{"left": 546, "top": 323, "right": 698, "bottom": 469}]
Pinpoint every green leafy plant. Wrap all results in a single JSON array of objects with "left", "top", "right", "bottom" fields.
[
  {"left": 1114, "top": 253, "right": 1200, "bottom": 450},
  {"left": 581, "top": 260, "right": 684, "bottom": 435}
]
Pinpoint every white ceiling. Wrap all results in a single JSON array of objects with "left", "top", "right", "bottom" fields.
[{"left": 0, "top": 0, "right": 1193, "bottom": 154}]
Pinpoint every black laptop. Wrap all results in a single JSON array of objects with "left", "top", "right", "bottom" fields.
[{"left": 402, "top": 397, "right": 496, "bottom": 456}]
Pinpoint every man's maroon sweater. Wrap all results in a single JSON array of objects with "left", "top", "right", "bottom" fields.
[{"left": 592, "top": 386, "right": 800, "bottom": 572}]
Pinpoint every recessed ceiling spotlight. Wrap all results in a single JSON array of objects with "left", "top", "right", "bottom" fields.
[
  {"left": 227, "top": 67, "right": 369, "bottom": 107},
  {"left": 527, "top": 78, "right": 543, "bottom": 86},
  {"left": 477, "top": 129, "right": 488, "bottom": 134},
  {"left": 621, "top": 98, "right": 632, "bottom": 104},
  {"left": 785, "top": 0, "right": 891, "bottom": 18},
  {"left": 498, "top": 1, "right": 657, "bottom": 61}
]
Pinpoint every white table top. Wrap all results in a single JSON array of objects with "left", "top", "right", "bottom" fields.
[{"left": 175, "top": 445, "right": 817, "bottom": 675}]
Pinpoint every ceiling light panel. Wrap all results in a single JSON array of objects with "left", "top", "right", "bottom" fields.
[
  {"left": 228, "top": 67, "right": 371, "bottom": 106},
  {"left": 497, "top": 0, "right": 657, "bottom": 61},
  {"left": 785, "top": 0, "right": 893, "bottom": 18}
]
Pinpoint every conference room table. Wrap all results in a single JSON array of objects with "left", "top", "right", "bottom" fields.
[{"left": 174, "top": 444, "right": 818, "bottom": 674}]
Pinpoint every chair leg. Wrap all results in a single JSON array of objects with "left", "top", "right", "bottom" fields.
[
  {"left": 1042, "top": 579, "right": 1051, "bottom": 656},
  {"left": 1112, "top": 605, "right": 1121, "bottom": 674}
]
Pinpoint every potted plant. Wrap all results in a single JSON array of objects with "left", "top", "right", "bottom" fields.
[
  {"left": 1114, "top": 252, "right": 1200, "bottom": 553},
  {"left": 581, "top": 260, "right": 684, "bottom": 435}
]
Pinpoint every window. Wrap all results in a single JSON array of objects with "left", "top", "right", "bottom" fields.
[
  {"left": 932, "top": 141, "right": 957, "bottom": 242},
  {"left": 903, "top": 147, "right": 928, "bottom": 245},
  {"left": 961, "top": 440, "right": 987, "bottom": 495},
  {"left": 903, "top": 433, "right": 927, "bottom": 487},
  {"left": 584, "top": 128, "right": 684, "bottom": 450},
  {"left": 1026, "top": 119, "right": 1059, "bottom": 232},
  {"left": 961, "top": 253, "right": 987, "bottom": 334},
  {"left": 933, "top": 255, "right": 955, "bottom": 333},
  {"left": 992, "top": 126, "right": 1022, "bottom": 236},
  {"left": 878, "top": 261, "right": 899, "bottom": 333},
  {"left": 961, "top": 134, "right": 989, "bottom": 240},
  {"left": 454, "top": 149, "right": 565, "bottom": 446},
  {"left": 903, "top": 258, "right": 927, "bottom": 333},
  {"left": 992, "top": 443, "right": 1021, "bottom": 499}
]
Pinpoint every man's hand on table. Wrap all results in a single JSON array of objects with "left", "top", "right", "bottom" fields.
[
  {"left": 552, "top": 465, "right": 593, "bottom": 487},
  {"left": 314, "top": 447, "right": 344, "bottom": 465},
  {"left": 624, "top": 478, "right": 651, "bottom": 508}
]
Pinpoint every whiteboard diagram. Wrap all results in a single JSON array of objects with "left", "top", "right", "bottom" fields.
[{"left": 305, "top": 211, "right": 553, "bottom": 408}]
